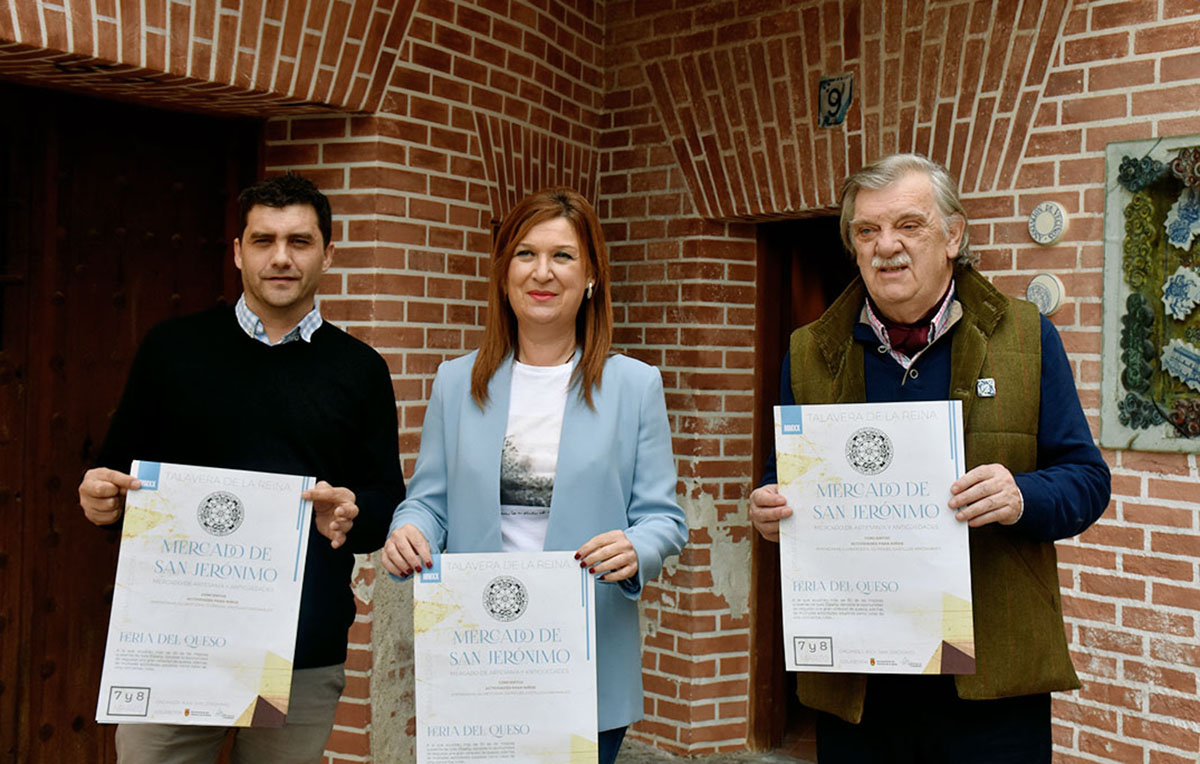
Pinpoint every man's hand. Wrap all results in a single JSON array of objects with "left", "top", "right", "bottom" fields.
[
  {"left": 303, "top": 482, "right": 358, "bottom": 549},
  {"left": 78, "top": 468, "right": 141, "bottom": 526},
  {"left": 749, "top": 483, "right": 793, "bottom": 542},
  {"left": 949, "top": 463, "right": 1023, "bottom": 527},
  {"left": 576, "top": 530, "right": 639, "bottom": 583},
  {"left": 381, "top": 524, "right": 432, "bottom": 577}
]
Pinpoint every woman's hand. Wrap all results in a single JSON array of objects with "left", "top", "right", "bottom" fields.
[
  {"left": 382, "top": 524, "right": 433, "bottom": 577},
  {"left": 576, "top": 530, "right": 639, "bottom": 583}
]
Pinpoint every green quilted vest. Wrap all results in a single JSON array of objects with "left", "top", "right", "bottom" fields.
[{"left": 786, "top": 267, "right": 1081, "bottom": 723}]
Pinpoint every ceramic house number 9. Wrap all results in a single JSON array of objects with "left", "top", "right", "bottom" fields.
[{"left": 818, "top": 74, "right": 853, "bottom": 128}]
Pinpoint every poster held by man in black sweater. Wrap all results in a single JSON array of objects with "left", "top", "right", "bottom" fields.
[{"left": 78, "top": 174, "right": 407, "bottom": 763}]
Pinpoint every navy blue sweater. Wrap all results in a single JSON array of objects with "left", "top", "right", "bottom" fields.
[
  {"left": 97, "top": 307, "right": 406, "bottom": 668},
  {"left": 763, "top": 314, "right": 1110, "bottom": 542}
]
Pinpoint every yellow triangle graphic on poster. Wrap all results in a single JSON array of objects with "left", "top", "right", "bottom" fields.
[
  {"left": 569, "top": 733, "right": 598, "bottom": 762},
  {"left": 777, "top": 447, "right": 823, "bottom": 484},
  {"left": 941, "top": 592, "right": 974, "bottom": 647},
  {"left": 923, "top": 643, "right": 943, "bottom": 674},
  {"left": 414, "top": 599, "right": 460, "bottom": 635},
  {"left": 121, "top": 504, "right": 171, "bottom": 538},
  {"left": 258, "top": 651, "right": 293, "bottom": 712},
  {"left": 235, "top": 699, "right": 256, "bottom": 727},
  {"left": 232, "top": 652, "right": 292, "bottom": 727}
]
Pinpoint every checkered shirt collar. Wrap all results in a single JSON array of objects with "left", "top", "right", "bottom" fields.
[{"left": 235, "top": 294, "right": 323, "bottom": 346}]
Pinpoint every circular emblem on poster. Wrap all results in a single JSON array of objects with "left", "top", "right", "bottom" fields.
[
  {"left": 483, "top": 575, "right": 528, "bottom": 622},
  {"left": 197, "top": 491, "right": 244, "bottom": 536},
  {"left": 845, "top": 427, "right": 893, "bottom": 475}
]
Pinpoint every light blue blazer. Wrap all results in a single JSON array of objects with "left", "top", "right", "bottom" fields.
[{"left": 391, "top": 351, "right": 688, "bottom": 730}]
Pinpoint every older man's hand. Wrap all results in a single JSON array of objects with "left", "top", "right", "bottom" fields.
[
  {"left": 948, "top": 463, "right": 1023, "bottom": 527},
  {"left": 749, "top": 483, "right": 793, "bottom": 542}
]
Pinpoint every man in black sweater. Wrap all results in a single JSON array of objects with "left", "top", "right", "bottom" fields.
[{"left": 78, "top": 174, "right": 406, "bottom": 763}]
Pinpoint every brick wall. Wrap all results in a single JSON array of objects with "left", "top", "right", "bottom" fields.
[
  {"left": 599, "top": 27, "right": 760, "bottom": 746},
  {"left": 1018, "top": 5, "right": 1200, "bottom": 763},
  {"left": 6, "top": 0, "right": 1200, "bottom": 761},
  {"left": 0, "top": 0, "right": 414, "bottom": 114}
]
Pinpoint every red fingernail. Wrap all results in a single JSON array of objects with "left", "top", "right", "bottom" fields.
[
  {"left": 573, "top": 552, "right": 580, "bottom": 560},
  {"left": 588, "top": 567, "right": 595, "bottom": 574},
  {"left": 426, "top": 562, "right": 433, "bottom": 570},
  {"left": 402, "top": 569, "right": 411, "bottom": 576},
  {"left": 579, "top": 561, "right": 586, "bottom": 568}
]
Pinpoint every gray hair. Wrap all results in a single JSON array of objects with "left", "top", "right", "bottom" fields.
[{"left": 838, "top": 153, "right": 975, "bottom": 267}]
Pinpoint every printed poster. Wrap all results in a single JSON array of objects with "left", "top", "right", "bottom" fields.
[
  {"left": 414, "top": 551, "right": 597, "bottom": 763},
  {"left": 97, "top": 460, "right": 313, "bottom": 726},
  {"left": 774, "top": 401, "right": 974, "bottom": 674}
]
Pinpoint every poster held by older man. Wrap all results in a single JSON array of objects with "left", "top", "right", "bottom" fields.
[
  {"left": 96, "top": 460, "right": 313, "bottom": 726},
  {"left": 413, "top": 551, "right": 597, "bottom": 763},
  {"left": 774, "top": 400, "right": 973, "bottom": 674}
]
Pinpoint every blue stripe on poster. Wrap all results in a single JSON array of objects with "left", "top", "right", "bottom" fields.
[
  {"left": 135, "top": 461, "right": 161, "bottom": 490},
  {"left": 419, "top": 554, "right": 442, "bottom": 583},
  {"left": 580, "top": 567, "right": 592, "bottom": 661},
  {"left": 294, "top": 476, "right": 313, "bottom": 581},
  {"left": 778, "top": 405, "right": 805, "bottom": 434},
  {"left": 948, "top": 401, "right": 961, "bottom": 473}
]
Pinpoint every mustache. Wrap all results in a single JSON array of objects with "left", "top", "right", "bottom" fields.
[{"left": 871, "top": 253, "right": 912, "bottom": 269}]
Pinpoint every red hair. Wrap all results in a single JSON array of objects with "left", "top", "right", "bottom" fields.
[{"left": 471, "top": 187, "right": 613, "bottom": 409}]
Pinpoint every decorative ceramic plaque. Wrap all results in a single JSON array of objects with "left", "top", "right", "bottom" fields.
[
  {"left": 1028, "top": 201, "right": 1067, "bottom": 245},
  {"left": 1026, "top": 273, "right": 1065, "bottom": 316},
  {"left": 1101, "top": 136, "right": 1200, "bottom": 450}
]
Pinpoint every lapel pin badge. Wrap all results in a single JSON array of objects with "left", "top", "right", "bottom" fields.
[{"left": 976, "top": 378, "right": 997, "bottom": 398}]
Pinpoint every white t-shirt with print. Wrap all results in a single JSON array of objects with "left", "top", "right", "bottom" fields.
[{"left": 499, "top": 359, "right": 572, "bottom": 552}]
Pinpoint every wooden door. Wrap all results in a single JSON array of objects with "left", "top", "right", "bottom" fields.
[
  {"left": 749, "top": 216, "right": 857, "bottom": 757},
  {"left": 0, "top": 81, "right": 257, "bottom": 764},
  {"left": 0, "top": 85, "right": 36, "bottom": 764}
]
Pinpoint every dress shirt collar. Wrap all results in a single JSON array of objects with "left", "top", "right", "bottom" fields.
[
  {"left": 861, "top": 279, "right": 957, "bottom": 368},
  {"left": 234, "top": 293, "right": 323, "bottom": 346}
]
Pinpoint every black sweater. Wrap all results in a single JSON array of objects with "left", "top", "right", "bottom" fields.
[{"left": 97, "top": 306, "right": 406, "bottom": 668}]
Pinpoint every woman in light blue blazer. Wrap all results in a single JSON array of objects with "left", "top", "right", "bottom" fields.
[{"left": 382, "top": 187, "right": 687, "bottom": 763}]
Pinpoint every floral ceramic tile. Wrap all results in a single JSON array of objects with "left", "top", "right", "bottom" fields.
[
  {"left": 1161, "top": 266, "right": 1200, "bottom": 321},
  {"left": 1117, "top": 155, "right": 1166, "bottom": 192},
  {"left": 1169, "top": 146, "right": 1200, "bottom": 189},
  {"left": 1164, "top": 187, "right": 1200, "bottom": 250},
  {"left": 1160, "top": 338, "right": 1200, "bottom": 393}
]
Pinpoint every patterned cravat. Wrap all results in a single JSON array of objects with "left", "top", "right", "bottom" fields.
[{"left": 883, "top": 322, "right": 931, "bottom": 357}]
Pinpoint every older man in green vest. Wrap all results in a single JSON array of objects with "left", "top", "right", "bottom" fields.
[{"left": 750, "top": 153, "right": 1110, "bottom": 763}]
